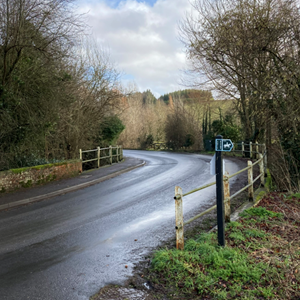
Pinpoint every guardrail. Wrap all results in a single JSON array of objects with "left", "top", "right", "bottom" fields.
[
  {"left": 174, "top": 142, "right": 267, "bottom": 250},
  {"left": 79, "top": 145, "right": 123, "bottom": 168}
]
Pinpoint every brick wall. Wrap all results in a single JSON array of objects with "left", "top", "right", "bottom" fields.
[{"left": 0, "top": 160, "right": 82, "bottom": 193}]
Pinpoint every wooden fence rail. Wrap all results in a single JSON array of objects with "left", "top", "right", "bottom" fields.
[
  {"left": 174, "top": 142, "right": 267, "bottom": 250},
  {"left": 234, "top": 142, "right": 266, "bottom": 159},
  {"left": 79, "top": 145, "right": 123, "bottom": 168}
]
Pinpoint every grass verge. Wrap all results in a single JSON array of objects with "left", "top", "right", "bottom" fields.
[{"left": 148, "top": 193, "right": 300, "bottom": 299}]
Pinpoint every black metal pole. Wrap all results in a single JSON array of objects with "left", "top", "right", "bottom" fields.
[{"left": 216, "top": 135, "right": 225, "bottom": 246}]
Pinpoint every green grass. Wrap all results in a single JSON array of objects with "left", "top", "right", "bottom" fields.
[
  {"left": 150, "top": 207, "right": 296, "bottom": 299},
  {"left": 9, "top": 159, "right": 80, "bottom": 174},
  {"left": 240, "top": 206, "right": 283, "bottom": 220},
  {"left": 151, "top": 233, "right": 274, "bottom": 299}
]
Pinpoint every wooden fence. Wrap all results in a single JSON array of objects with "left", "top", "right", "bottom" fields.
[
  {"left": 174, "top": 142, "right": 267, "bottom": 250},
  {"left": 151, "top": 141, "right": 267, "bottom": 155},
  {"left": 79, "top": 145, "right": 123, "bottom": 168}
]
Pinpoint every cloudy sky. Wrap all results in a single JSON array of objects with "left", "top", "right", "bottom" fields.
[{"left": 76, "top": 0, "right": 192, "bottom": 97}]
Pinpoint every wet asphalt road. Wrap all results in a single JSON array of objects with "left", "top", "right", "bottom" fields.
[{"left": 0, "top": 151, "right": 240, "bottom": 300}]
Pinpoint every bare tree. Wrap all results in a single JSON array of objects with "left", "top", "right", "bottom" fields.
[
  {"left": 51, "top": 37, "right": 126, "bottom": 158},
  {"left": 180, "top": 0, "right": 300, "bottom": 189},
  {"left": 0, "top": 0, "right": 83, "bottom": 91},
  {"left": 179, "top": 0, "right": 299, "bottom": 141}
]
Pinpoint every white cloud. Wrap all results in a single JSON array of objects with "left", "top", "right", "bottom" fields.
[{"left": 76, "top": 0, "right": 191, "bottom": 96}]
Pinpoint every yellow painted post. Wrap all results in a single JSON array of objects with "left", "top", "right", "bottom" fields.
[
  {"left": 259, "top": 154, "right": 264, "bottom": 186},
  {"left": 248, "top": 160, "right": 254, "bottom": 201},
  {"left": 175, "top": 186, "right": 184, "bottom": 250},
  {"left": 79, "top": 149, "right": 82, "bottom": 160},
  {"left": 109, "top": 145, "right": 112, "bottom": 164},
  {"left": 97, "top": 147, "right": 100, "bottom": 168},
  {"left": 223, "top": 171, "right": 230, "bottom": 222}
]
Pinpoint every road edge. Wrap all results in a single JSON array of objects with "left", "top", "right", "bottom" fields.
[{"left": 0, "top": 161, "right": 146, "bottom": 211}]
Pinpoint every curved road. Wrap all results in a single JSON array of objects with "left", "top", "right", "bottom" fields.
[{"left": 0, "top": 151, "right": 240, "bottom": 300}]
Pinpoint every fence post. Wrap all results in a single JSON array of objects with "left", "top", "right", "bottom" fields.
[
  {"left": 116, "top": 145, "right": 119, "bottom": 162},
  {"left": 109, "top": 145, "right": 112, "bottom": 164},
  {"left": 255, "top": 142, "right": 259, "bottom": 159},
  {"left": 242, "top": 142, "right": 245, "bottom": 157},
  {"left": 97, "top": 147, "right": 100, "bottom": 168},
  {"left": 174, "top": 186, "right": 184, "bottom": 250},
  {"left": 79, "top": 149, "right": 82, "bottom": 160},
  {"left": 258, "top": 154, "right": 264, "bottom": 187},
  {"left": 250, "top": 141, "right": 252, "bottom": 159},
  {"left": 248, "top": 160, "right": 254, "bottom": 201},
  {"left": 223, "top": 171, "right": 230, "bottom": 222},
  {"left": 121, "top": 146, "right": 123, "bottom": 160}
]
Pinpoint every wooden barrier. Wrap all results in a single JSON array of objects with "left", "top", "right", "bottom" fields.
[
  {"left": 174, "top": 144, "right": 267, "bottom": 250},
  {"left": 79, "top": 145, "right": 123, "bottom": 169}
]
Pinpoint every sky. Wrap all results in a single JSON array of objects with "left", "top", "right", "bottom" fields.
[{"left": 76, "top": 0, "right": 192, "bottom": 97}]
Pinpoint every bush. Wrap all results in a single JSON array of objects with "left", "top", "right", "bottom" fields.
[{"left": 96, "top": 115, "right": 125, "bottom": 146}]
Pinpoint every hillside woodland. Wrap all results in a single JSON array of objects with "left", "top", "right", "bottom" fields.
[{"left": 118, "top": 89, "right": 238, "bottom": 151}]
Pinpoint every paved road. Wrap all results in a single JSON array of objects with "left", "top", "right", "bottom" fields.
[{"left": 0, "top": 151, "right": 240, "bottom": 300}]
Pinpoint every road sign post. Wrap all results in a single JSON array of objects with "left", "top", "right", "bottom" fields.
[{"left": 215, "top": 135, "right": 229, "bottom": 247}]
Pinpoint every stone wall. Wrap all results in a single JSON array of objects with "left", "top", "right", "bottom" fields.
[{"left": 0, "top": 160, "right": 82, "bottom": 193}]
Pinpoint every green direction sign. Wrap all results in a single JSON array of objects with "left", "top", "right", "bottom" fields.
[{"left": 215, "top": 139, "right": 233, "bottom": 152}]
